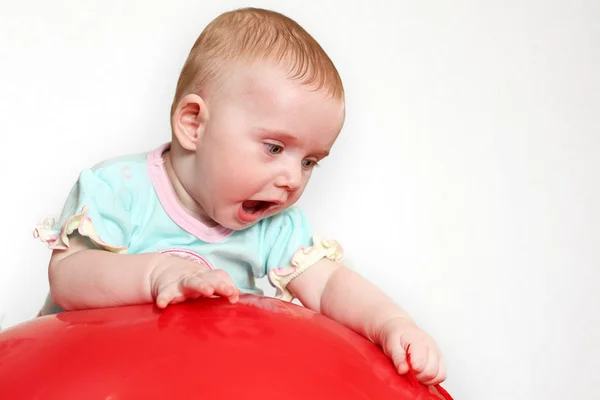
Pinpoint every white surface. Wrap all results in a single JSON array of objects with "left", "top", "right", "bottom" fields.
[{"left": 1, "top": 1, "right": 599, "bottom": 399}]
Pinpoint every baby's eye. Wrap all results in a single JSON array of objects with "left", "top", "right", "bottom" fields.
[
  {"left": 302, "top": 159, "right": 318, "bottom": 169},
  {"left": 264, "top": 143, "right": 283, "bottom": 154}
]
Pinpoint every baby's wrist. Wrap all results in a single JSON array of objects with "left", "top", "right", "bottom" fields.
[
  {"left": 379, "top": 316, "right": 416, "bottom": 338},
  {"left": 147, "top": 253, "right": 172, "bottom": 298}
]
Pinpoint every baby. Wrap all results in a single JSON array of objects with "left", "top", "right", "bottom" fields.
[{"left": 34, "top": 8, "right": 446, "bottom": 386}]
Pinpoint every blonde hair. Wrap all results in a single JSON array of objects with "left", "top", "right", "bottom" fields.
[{"left": 170, "top": 7, "right": 344, "bottom": 120}]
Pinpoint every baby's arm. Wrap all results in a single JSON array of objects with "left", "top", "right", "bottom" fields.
[
  {"left": 287, "top": 259, "right": 446, "bottom": 385},
  {"left": 49, "top": 235, "right": 239, "bottom": 311}
]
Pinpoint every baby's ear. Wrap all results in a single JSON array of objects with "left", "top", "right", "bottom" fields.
[{"left": 172, "top": 94, "right": 209, "bottom": 151}]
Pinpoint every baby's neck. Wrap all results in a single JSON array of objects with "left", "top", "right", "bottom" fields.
[{"left": 162, "top": 149, "right": 220, "bottom": 228}]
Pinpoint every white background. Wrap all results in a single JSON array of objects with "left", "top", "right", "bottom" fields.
[{"left": 1, "top": 1, "right": 598, "bottom": 399}]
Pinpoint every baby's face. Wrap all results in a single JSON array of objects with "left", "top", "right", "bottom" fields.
[{"left": 191, "top": 61, "right": 345, "bottom": 230}]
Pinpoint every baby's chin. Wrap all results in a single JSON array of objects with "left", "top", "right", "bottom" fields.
[{"left": 219, "top": 219, "right": 261, "bottom": 231}]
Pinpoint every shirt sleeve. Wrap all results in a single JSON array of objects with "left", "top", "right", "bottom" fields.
[
  {"left": 256, "top": 206, "right": 314, "bottom": 278},
  {"left": 33, "top": 167, "right": 132, "bottom": 253}
]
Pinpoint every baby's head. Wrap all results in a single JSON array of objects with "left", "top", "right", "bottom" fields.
[{"left": 168, "top": 8, "right": 345, "bottom": 230}]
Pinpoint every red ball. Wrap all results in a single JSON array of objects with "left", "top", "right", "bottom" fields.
[{"left": 0, "top": 295, "right": 450, "bottom": 399}]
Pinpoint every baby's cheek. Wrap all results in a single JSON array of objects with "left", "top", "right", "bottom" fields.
[{"left": 218, "top": 155, "right": 254, "bottom": 180}]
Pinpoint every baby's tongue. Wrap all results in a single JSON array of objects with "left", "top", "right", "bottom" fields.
[{"left": 242, "top": 200, "right": 263, "bottom": 214}]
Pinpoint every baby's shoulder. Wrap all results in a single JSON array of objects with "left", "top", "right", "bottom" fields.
[
  {"left": 72, "top": 150, "right": 154, "bottom": 204},
  {"left": 90, "top": 151, "right": 149, "bottom": 178}
]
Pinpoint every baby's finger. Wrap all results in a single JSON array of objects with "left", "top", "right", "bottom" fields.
[
  {"left": 182, "top": 276, "right": 215, "bottom": 297},
  {"left": 156, "top": 289, "right": 181, "bottom": 309},
  {"left": 214, "top": 281, "right": 233, "bottom": 296},
  {"left": 384, "top": 340, "right": 409, "bottom": 374},
  {"left": 425, "top": 357, "right": 447, "bottom": 386},
  {"left": 214, "top": 281, "right": 240, "bottom": 303},
  {"left": 416, "top": 348, "right": 440, "bottom": 384},
  {"left": 156, "top": 293, "right": 171, "bottom": 309},
  {"left": 406, "top": 344, "right": 429, "bottom": 373},
  {"left": 230, "top": 287, "right": 240, "bottom": 303},
  {"left": 204, "top": 270, "right": 239, "bottom": 302}
]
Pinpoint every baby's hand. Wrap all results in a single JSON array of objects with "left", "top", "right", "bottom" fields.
[
  {"left": 380, "top": 317, "right": 446, "bottom": 385},
  {"left": 150, "top": 256, "right": 240, "bottom": 308}
]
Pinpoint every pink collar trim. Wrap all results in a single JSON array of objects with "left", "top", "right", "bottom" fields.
[{"left": 147, "top": 143, "right": 233, "bottom": 243}]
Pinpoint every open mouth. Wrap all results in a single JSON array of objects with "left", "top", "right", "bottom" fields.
[
  {"left": 242, "top": 200, "right": 277, "bottom": 215},
  {"left": 238, "top": 200, "right": 280, "bottom": 223}
]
